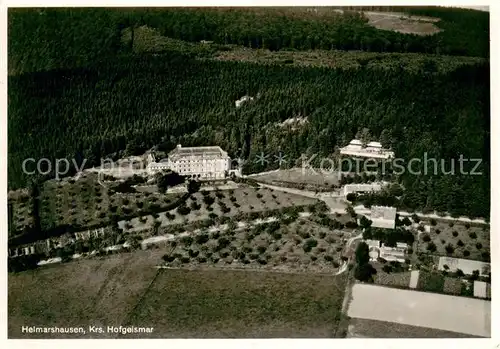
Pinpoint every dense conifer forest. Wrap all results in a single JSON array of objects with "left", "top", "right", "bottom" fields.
[{"left": 8, "top": 7, "right": 490, "bottom": 219}]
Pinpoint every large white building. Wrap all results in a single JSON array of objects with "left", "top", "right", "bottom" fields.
[
  {"left": 340, "top": 139, "right": 395, "bottom": 159},
  {"left": 147, "top": 144, "right": 231, "bottom": 180}
]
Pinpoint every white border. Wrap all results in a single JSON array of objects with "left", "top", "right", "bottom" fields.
[{"left": 0, "top": 1, "right": 496, "bottom": 348}]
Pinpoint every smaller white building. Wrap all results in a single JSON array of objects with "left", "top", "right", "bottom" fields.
[
  {"left": 370, "top": 206, "right": 397, "bottom": 229},
  {"left": 438, "top": 256, "right": 490, "bottom": 276},
  {"left": 380, "top": 243, "right": 408, "bottom": 263},
  {"left": 473, "top": 281, "right": 488, "bottom": 298},
  {"left": 340, "top": 139, "right": 395, "bottom": 159},
  {"left": 235, "top": 95, "right": 254, "bottom": 108},
  {"left": 365, "top": 240, "right": 408, "bottom": 263}
]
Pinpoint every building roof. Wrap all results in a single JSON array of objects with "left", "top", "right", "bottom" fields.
[
  {"left": 168, "top": 144, "right": 229, "bottom": 160},
  {"left": 371, "top": 206, "right": 397, "bottom": 220},
  {"left": 366, "top": 141, "right": 382, "bottom": 148},
  {"left": 349, "top": 139, "right": 363, "bottom": 145},
  {"left": 371, "top": 206, "right": 397, "bottom": 229},
  {"left": 344, "top": 183, "right": 383, "bottom": 195}
]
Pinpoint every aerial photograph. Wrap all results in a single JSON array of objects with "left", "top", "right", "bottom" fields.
[{"left": 7, "top": 6, "right": 490, "bottom": 339}]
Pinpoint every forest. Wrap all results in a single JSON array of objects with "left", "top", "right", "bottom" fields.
[
  {"left": 8, "top": 6, "right": 488, "bottom": 75},
  {"left": 8, "top": 7, "right": 490, "bottom": 219}
]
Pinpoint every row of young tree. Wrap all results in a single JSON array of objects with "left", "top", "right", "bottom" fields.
[{"left": 8, "top": 7, "right": 488, "bottom": 75}]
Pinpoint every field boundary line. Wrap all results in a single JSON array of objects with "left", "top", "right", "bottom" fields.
[{"left": 119, "top": 268, "right": 163, "bottom": 332}]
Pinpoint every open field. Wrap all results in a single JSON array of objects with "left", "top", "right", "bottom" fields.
[
  {"left": 363, "top": 11, "right": 441, "bottom": 35},
  {"left": 347, "top": 283, "right": 490, "bottom": 337},
  {"left": 8, "top": 249, "right": 163, "bottom": 338},
  {"left": 9, "top": 249, "right": 346, "bottom": 338},
  {"left": 250, "top": 168, "right": 341, "bottom": 189},
  {"left": 125, "top": 269, "right": 346, "bottom": 338},
  {"left": 417, "top": 220, "right": 490, "bottom": 261},
  {"left": 347, "top": 318, "right": 481, "bottom": 338}
]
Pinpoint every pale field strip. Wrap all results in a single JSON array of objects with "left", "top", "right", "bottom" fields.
[
  {"left": 347, "top": 283, "right": 491, "bottom": 337},
  {"left": 438, "top": 256, "right": 490, "bottom": 276}
]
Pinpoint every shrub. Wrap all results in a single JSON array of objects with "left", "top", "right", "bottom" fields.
[
  {"left": 481, "top": 251, "right": 490, "bottom": 262},
  {"left": 324, "top": 255, "right": 334, "bottom": 262},
  {"left": 422, "top": 234, "right": 431, "bottom": 242},
  {"left": 411, "top": 214, "right": 420, "bottom": 223},
  {"left": 197, "top": 256, "right": 207, "bottom": 263},
  {"left": 377, "top": 257, "right": 387, "bottom": 264},
  {"left": 219, "top": 251, "right": 230, "bottom": 258},
  {"left": 463, "top": 250, "right": 470, "bottom": 257},
  {"left": 270, "top": 231, "right": 282, "bottom": 240},
  {"left": 333, "top": 261, "right": 340, "bottom": 268},
  {"left": 435, "top": 229, "right": 441, "bottom": 234},
  {"left": 457, "top": 240, "right": 464, "bottom": 247},
  {"left": 345, "top": 221, "right": 358, "bottom": 229},
  {"left": 452, "top": 231, "right": 458, "bottom": 237},
  {"left": 217, "top": 237, "right": 231, "bottom": 249},
  {"left": 211, "top": 257, "right": 220, "bottom": 263},
  {"left": 469, "top": 232, "right": 477, "bottom": 239},
  {"left": 417, "top": 225, "right": 425, "bottom": 232},
  {"left": 464, "top": 223, "right": 471, "bottom": 229},
  {"left": 181, "top": 236, "right": 194, "bottom": 246},
  {"left": 445, "top": 244, "right": 455, "bottom": 254},
  {"left": 303, "top": 238, "right": 318, "bottom": 253},
  {"left": 382, "top": 265, "right": 393, "bottom": 273},
  {"left": 195, "top": 234, "right": 209, "bottom": 245},
  {"left": 177, "top": 205, "right": 191, "bottom": 215},
  {"left": 162, "top": 254, "right": 175, "bottom": 263},
  {"left": 249, "top": 253, "right": 259, "bottom": 260},
  {"left": 448, "top": 222, "right": 454, "bottom": 227},
  {"left": 257, "top": 246, "right": 267, "bottom": 254},
  {"left": 257, "top": 259, "right": 267, "bottom": 265},
  {"left": 336, "top": 246, "right": 343, "bottom": 252},
  {"left": 180, "top": 257, "right": 190, "bottom": 264},
  {"left": 427, "top": 242, "right": 437, "bottom": 252},
  {"left": 256, "top": 193, "right": 263, "bottom": 199},
  {"left": 430, "top": 218, "right": 437, "bottom": 226}
]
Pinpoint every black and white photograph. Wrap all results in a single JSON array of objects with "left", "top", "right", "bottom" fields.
[{"left": 4, "top": 3, "right": 493, "bottom": 341}]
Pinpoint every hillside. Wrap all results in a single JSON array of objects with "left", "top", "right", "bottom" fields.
[{"left": 7, "top": 6, "right": 490, "bottom": 221}]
